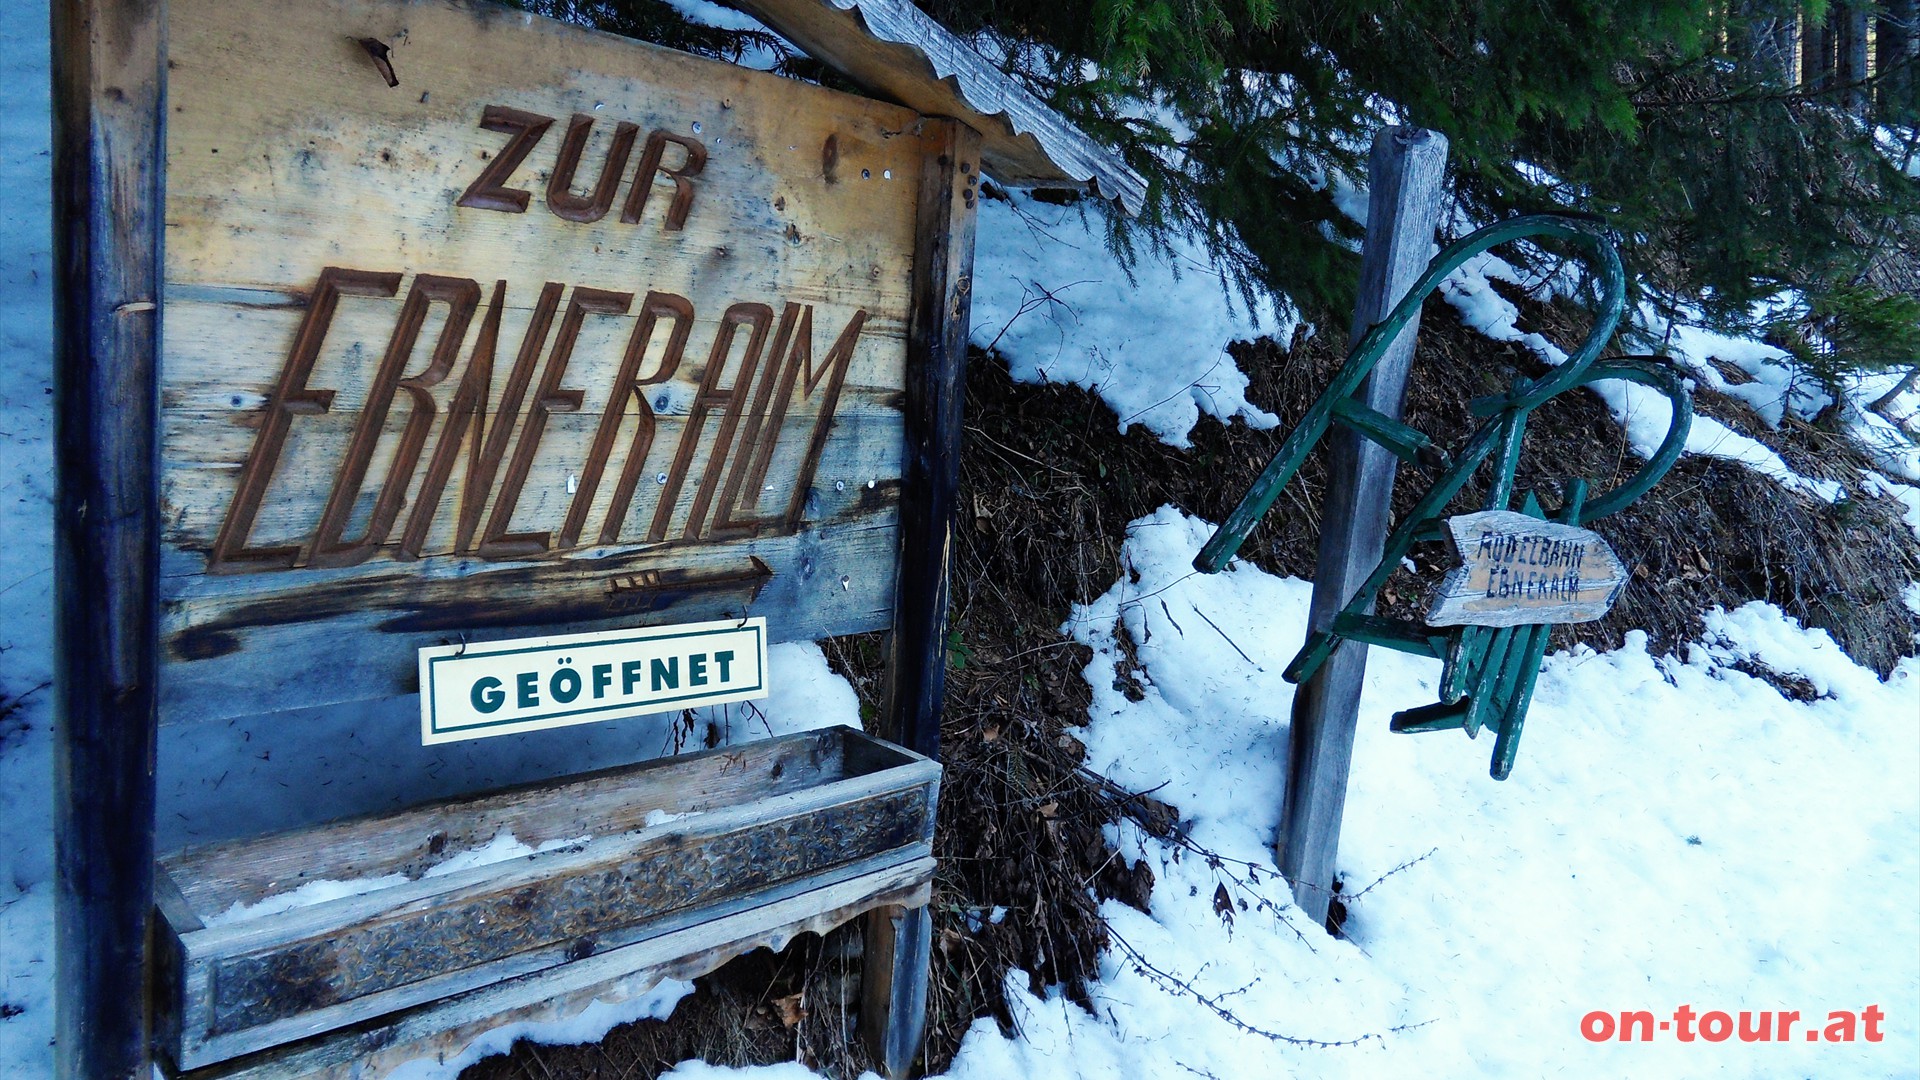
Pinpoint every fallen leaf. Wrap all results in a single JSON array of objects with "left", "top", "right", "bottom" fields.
[{"left": 1054, "top": 733, "right": 1086, "bottom": 762}]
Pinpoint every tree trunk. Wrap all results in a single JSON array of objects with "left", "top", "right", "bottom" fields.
[
  {"left": 1836, "top": 4, "right": 1872, "bottom": 111},
  {"left": 1803, "top": 9, "right": 1835, "bottom": 89},
  {"left": 1746, "top": 10, "right": 1799, "bottom": 85},
  {"left": 1869, "top": 363, "right": 1920, "bottom": 417}
]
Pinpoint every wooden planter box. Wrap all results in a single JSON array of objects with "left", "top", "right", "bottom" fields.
[{"left": 153, "top": 726, "right": 939, "bottom": 1073}]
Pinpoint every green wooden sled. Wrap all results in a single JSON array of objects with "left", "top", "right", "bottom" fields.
[{"left": 1193, "top": 214, "right": 1694, "bottom": 779}]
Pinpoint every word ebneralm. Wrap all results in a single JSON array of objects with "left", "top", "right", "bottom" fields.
[{"left": 211, "top": 105, "right": 867, "bottom": 573}]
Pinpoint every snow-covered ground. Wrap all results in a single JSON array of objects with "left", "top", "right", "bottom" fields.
[
  {"left": 1438, "top": 243, "right": 1920, "bottom": 507},
  {"left": 358, "top": 512, "right": 1919, "bottom": 1080},
  {"left": 4, "top": 5, "right": 1917, "bottom": 1079},
  {"left": 969, "top": 191, "right": 1293, "bottom": 448},
  {"left": 0, "top": 1, "right": 58, "bottom": 1068},
  {"left": 1440, "top": 254, "right": 1841, "bottom": 503},
  {"left": 1013, "top": 507, "right": 1919, "bottom": 1079}
]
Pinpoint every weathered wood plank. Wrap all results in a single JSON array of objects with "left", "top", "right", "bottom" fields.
[
  {"left": 881, "top": 119, "right": 979, "bottom": 764},
  {"left": 156, "top": 727, "right": 937, "bottom": 1067},
  {"left": 157, "top": 299, "right": 906, "bottom": 559},
  {"left": 162, "top": 727, "right": 869, "bottom": 911},
  {"left": 170, "top": 857, "right": 934, "bottom": 1079},
  {"left": 861, "top": 903, "right": 931, "bottom": 1078},
  {"left": 193, "top": 784, "right": 927, "bottom": 1023},
  {"left": 160, "top": 0, "right": 934, "bottom": 722},
  {"left": 861, "top": 116, "right": 979, "bottom": 1080},
  {"left": 159, "top": 514, "right": 902, "bottom": 722},
  {"left": 51, "top": 0, "right": 166, "bottom": 1075},
  {"left": 1278, "top": 127, "right": 1448, "bottom": 928},
  {"left": 1426, "top": 510, "right": 1629, "bottom": 627},
  {"left": 730, "top": 0, "right": 1145, "bottom": 214},
  {"left": 182, "top": 839, "right": 933, "bottom": 1068}
]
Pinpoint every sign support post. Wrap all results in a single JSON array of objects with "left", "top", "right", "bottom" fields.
[
  {"left": 50, "top": 0, "right": 167, "bottom": 1075},
  {"left": 865, "top": 115, "right": 982, "bottom": 1079},
  {"left": 1277, "top": 127, "right": 1447, "bottom": 928}
]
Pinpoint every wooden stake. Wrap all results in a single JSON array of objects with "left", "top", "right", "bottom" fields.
[
  {"left": 865, "top": 115, "right": 981, "bottom": 1078},
  {"left": 51, "top": 0, "right": 166, "bottom": 1076},
  {"left": 1277, "top": 127, "right": 1447, "bottom": 928}
]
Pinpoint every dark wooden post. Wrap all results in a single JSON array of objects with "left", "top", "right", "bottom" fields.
[
  {"left": 863, "top": 116, "right": 981, "bottom": 1078},
  {"left": 1277, "top": 127, "right": 1448, "bottom": 928},
  {"left": 50, "top": 0, "right": 166, "bottom": 1076}
]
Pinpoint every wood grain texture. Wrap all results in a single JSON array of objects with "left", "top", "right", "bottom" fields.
[
  {"left": 51, "top": 0, "right": 166, "bottom": 1075},
  {"left": 160, "top": 0, "right": 936, "bottom": 722},
  {"left": 162, "top": 729, "right": 863, "bottom": 912},
  {"left": 169, "top": 858, "right": 934, "bottom": 1079},
  {"left": 731, "top": 0, "right": 1145, "bottom": 215},
  {"left": 1425, "top": 511, "right": 1627, "bottom": 627},
  {"left": 861, "top": 903, "right": 931, "bottom": 1079},
  {"left": 860, "top": 115, "right": 979, "bottom": 1080},
  {"left": 1279, "top": 127, "right": 1449, "bottom": 928},
  {"left": 880, "top": 118, "right": 979, "bottom": 763},
  {"left": 155, "top": 727, "right": 939, "bottom": 1068},
  {"left": 200, "top": 789, "right": 927, "bottom": 1041}
]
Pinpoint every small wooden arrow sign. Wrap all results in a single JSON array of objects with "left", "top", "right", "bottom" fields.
[{"left": 1426, "top": 510, "right": 1629, "bottom": 627}]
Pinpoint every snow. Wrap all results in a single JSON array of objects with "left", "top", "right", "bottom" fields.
[
  {"left": 654, "top": 1063, "right": 837, "bottom": 1080},
  {"left": 1874, "top": 125, "right": 1920, "bottom": 178},
  {"left": 949, "top": 508, "right": 1917, "bottom": 1080},
  {"left": 422, "top": 831, "right": 592, "bottom": 878},
  {"left": 384, "top": 978, "right": 697, "bottom": 1080},
  {"left": 204, "top": 874, "right": 414, "bottom": 929},
  {"left": 1842, "top": 371, "right": 1920, "bottom": 483},
  {"left": 531, "top": 506, "right": 1915, "bottom": 1080},
  {"left": 1637, "top": 300, "right": 1920, "bottom": 489},
  {"left": 1439, "top": 254, "right": 1849, "bottom": 502},
  {"left": 1431, "top": 211, "right": 1920, "bottom": 509},
  {"left": 656, "top": 0, "right": 789, "bottom": 71},
  {"left": 659, "top": 0, "right": 772, "bottom": 35},
  {"left": 970, "top": 190, "right": 1294, "bottom": 448},
  {"left": 0, "top": 0, "right": 57, "bottom": 1069},
  {"left": 1645, "top": 307, "right": 1831, "bottom": 428}
]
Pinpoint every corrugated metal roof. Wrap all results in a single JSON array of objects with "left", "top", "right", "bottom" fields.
[{"left": 732, "top": 0, "right": 1147, "bottom": 215}]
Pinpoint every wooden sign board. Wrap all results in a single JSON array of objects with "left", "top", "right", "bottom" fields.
[
  {"left": 1426, "top": 510, "right": 1629, "bottom": 627},
  {"left": 159, "top": 0, "right": 936, "bottom": 722}
]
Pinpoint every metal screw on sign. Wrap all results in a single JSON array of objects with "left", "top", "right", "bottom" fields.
[{"left": 1193, "top": 213, "right": 1693, "bottom": 779}]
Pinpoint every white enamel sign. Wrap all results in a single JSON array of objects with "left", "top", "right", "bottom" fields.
[{"left": 418, "top": 618, "right": 768, "bottom": 744}]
